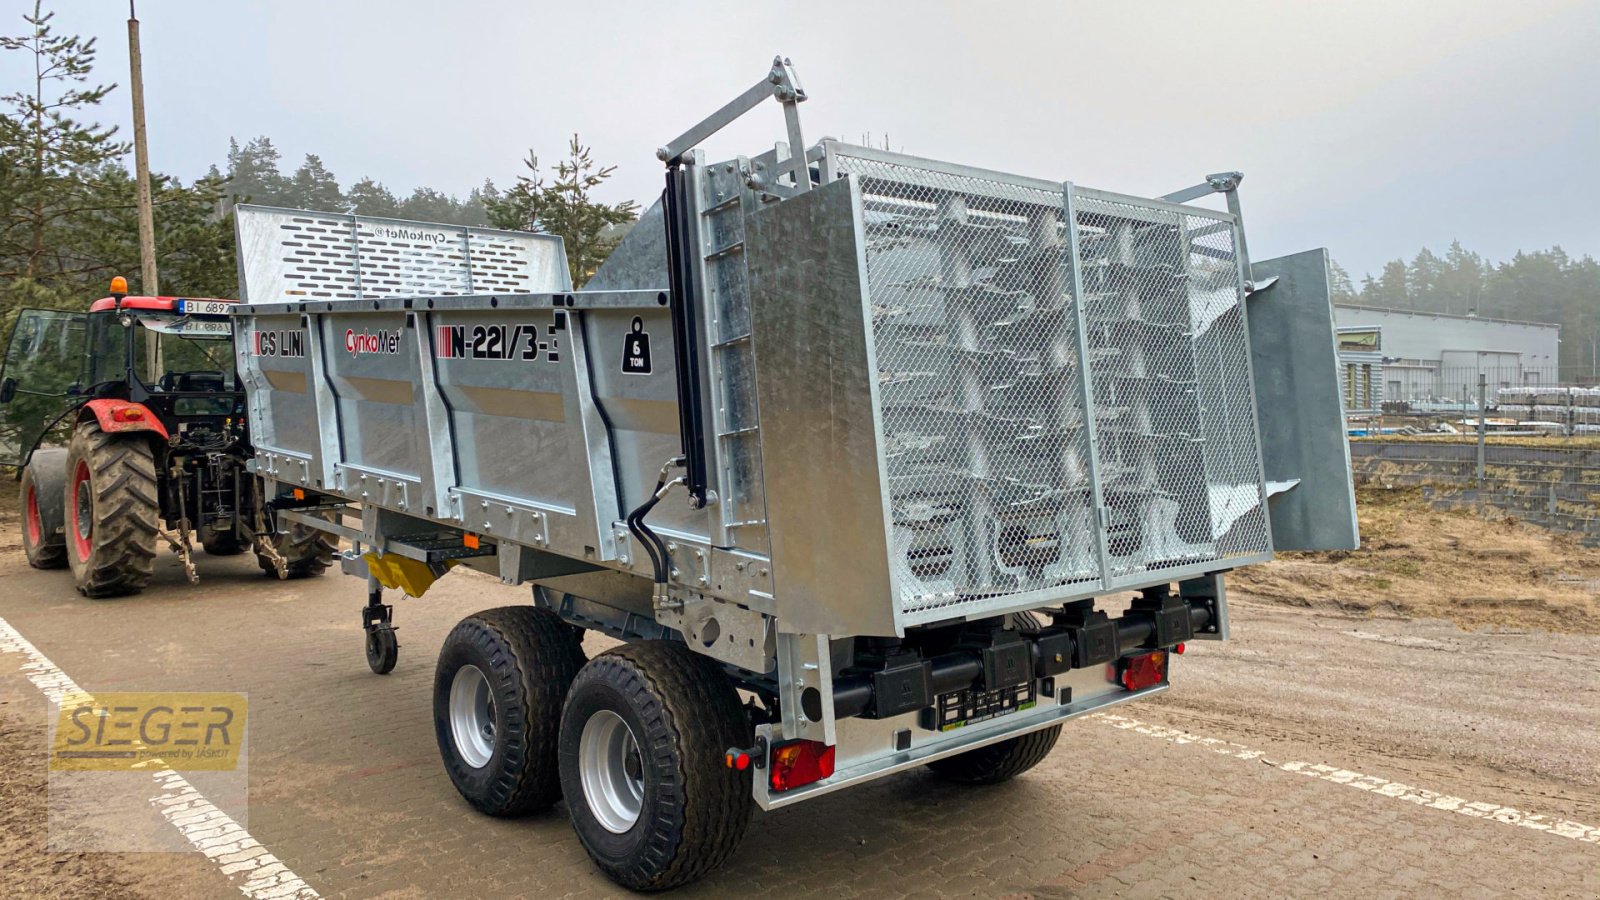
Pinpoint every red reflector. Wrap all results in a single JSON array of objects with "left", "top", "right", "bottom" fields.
[
  {"left": 724, "top": 751, "right": 750, "bottom": 771},
  {"left": 1174, "top": 642, "right": 1186, "bottom": 655},
  {"left": 1119, "top": 651, "right": 1167, "bottom": 691},
  {"left": 768, "top": 740, "right": 835, "bottom": 792}
]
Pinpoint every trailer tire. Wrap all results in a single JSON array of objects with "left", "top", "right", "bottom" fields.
[
  {"left": 64, "top": 424, "right": 157, "bottom": 597},
  {"left": 434, "top": 606, "right": 587, "bottom": 816},
  {"left": 559, "top": 642, "right": 752, "bottom": 892},
  {"left": 199, "top": 525, "right": 246, "bottom": 556},
  {"left": 926, "top": 725, "right": 1062, "bottom": 785},
  {"left": 926, "top": 610, "right": 1057, "bottom": 784},
  {"left": 21, "top": 448, "right": 69, "bottom": 569},
  {"left": 256, "top": 516, "right": 335, "bottom": 578}
]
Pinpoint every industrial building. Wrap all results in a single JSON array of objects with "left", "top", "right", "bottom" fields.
[{"left": 1330, "top": 305, "right": 1562, "bottom": 411}]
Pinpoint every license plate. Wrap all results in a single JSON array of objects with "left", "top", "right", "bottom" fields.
[
  {"left": 178, "top": 300, "right": 232, "bottom": 316},
  {"left": 921, "top": 681, "right": 1037, "bottom": 732},
  {"left": 174, "top": 319, "right": 233, "bottom": 336}
]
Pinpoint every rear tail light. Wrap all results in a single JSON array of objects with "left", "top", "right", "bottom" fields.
[
  {"left": 768, "top": 739, "right": 835, "bottom": 792},
  {"left": 1118, "top": 650, "right": 1168, "bottom": 691}
]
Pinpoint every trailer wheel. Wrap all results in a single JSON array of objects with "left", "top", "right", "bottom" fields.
[
  {"left": 926, "top": 725, "right": 1062, "bottom": 785},
  {"left": 256, "top": 516, "right": 335, "bottom": 578},
  {"left": 199, "top": 525, "right": 247, "bottom": 556},
  {"left": 63, "top": 424, "right": 157, "bottom": 597},
  {"left": 21, "top": 448, "right": 68, "bottom": 569},
  {"left": 366, "top": 624, "right": 398, "bottom": 675},
  {"left": 433, "top": 606, "right": 587, "bottom": 816},
  {"left": 559, "top": 642, "right": 753, "bottom": 892}
]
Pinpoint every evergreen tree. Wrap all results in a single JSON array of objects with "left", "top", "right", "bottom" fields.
[
  {"left": 1406, "top": 247, "right": 1444, "bottom": 311},
  {"left": 1328, "top": 259, "right": 1357, "bottom": 304},
  {"left": 346, "top": 177, "right": 399, "bottom": 218},
  {"left": 485, "top": 135, "right": 639, "bottom": 287},
  {"left": 0, "top": 0, "right": 128, "bottom": 288},
  {"left": 224, "top": 136, "right": 290, "bottom": 206},
  {"left": 1368, "top": 259, "right": 1410, "bottom": 308},
  {"left": 287, "top": 153, "right": 344, "bottom": 210}
]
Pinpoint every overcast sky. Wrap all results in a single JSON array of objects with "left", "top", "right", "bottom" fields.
[{"left": 8, "top": 0, "right": 1598, "bottom": 278}]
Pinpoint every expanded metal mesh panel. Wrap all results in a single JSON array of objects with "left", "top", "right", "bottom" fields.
[
  {"left": 1073, "top": 196, "right": 1269, "bottom": 583},
  {"left": 833, "top": 154, "right": 1102, "bottom": 618},
  {"left": 235, "top": 206, "right": 569, "bottom": 303}
]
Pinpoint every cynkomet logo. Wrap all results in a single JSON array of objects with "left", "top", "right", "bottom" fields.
[
  {"left": 252, "top": 329, "right": 304, "bottom": 357},
  {"left": 367, "top": 225, "right": 448, "bottom": 244},
  {"left": 345, "top": 328, "right": 403, "bottom": 356}
]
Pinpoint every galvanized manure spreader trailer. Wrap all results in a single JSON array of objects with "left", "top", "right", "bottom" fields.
[{"left": 232, "top": 58, "right": 1358, "bottom": 890}]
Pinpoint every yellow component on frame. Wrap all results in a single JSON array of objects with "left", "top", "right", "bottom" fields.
[{"left": 363, "top": 551, "right": 456, "bottom": 598}]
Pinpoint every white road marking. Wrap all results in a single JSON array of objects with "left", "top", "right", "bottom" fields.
[
  {"left": 1091, "top": 712, "right": 1600, "bottom": 844},
  {"left": 0, "top": 615, "right": 320, "bottom": 899}
]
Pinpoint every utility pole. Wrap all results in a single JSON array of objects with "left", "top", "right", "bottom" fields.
[{"left": 128, "top": 1, "right": 160, "bottom": 377}]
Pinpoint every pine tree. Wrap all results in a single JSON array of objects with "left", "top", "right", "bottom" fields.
[
  {"left": 1407, "top": 247, "right": 1444, "bottom": 311},
  {"left": 224, "top": 136, "right": 290, "bottom": 206},
  {"left": 485, "top": 135, "right": 639, "bottom": 287},
  {"left": 287, "top": 153, "right": 344, "bottom": 211},
  {"left": 346, "top": 177, "right": 400, "bottom": 218},
  {"left": 1328, "top": 259, "right": 1357, "bottom": 304},
  {"left": 0, "top": 0, "right": 128, "bottom": 285}
]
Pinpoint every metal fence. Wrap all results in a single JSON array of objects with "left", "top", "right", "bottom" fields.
[
  {"left": 1353, "top": 365, "right": 1600, "bottom": 434},
  {"left": 1349, "top": 440, "right": 1600, "bottom": 544}
]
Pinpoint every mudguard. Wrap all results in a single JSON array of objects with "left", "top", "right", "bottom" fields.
[{"left": 82, "top": 398, "right": 170, "bottom": 440}]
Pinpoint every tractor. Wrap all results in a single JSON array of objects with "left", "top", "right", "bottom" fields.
[{"left": 2, "top": 277, "right": 333, "bottom": 596}]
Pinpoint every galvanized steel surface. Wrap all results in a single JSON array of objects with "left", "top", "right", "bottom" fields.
[
  {"left": 827, "top": 145, "right": 1271, "bottom": 622},
  {"left": 235, "top": 205, "right": 570, "bottom": 303},
  {"left": 237, "top": 144, "right": 1307, "bottom": 637}
]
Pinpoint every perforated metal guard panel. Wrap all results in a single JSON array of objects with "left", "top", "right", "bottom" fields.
[
  {"left": 235, "top": 205, "right": 569, "bottom": 303},
  {"left": 831, "top": 150, "right": 1270, "bottom": 619}
]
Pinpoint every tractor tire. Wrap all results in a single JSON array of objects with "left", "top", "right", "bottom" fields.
[
  {"left": 199, "top": 524, "right": 247, "bottom": 556},
  {"left": 559, "top": 641, "right": 753, "bottom": 892},
  {"left": 434, "top": 606, "right": 588, "bottom": 816},
  {"left": 21, "top": 448, "right": 68, "bottom": 569},
  {"left": 256, "top": 515, "right": 336, "bottom": 578},
  {"left": 63, "top": 424, "right": 158, "bottom": 598}
]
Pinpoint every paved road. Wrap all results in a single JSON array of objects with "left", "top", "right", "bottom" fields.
[{"left": 2, "top": 543, "right": 1597, "bottom": 899}]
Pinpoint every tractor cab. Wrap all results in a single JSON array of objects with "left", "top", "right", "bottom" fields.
[{"left": 0, "top": 277, "right": 244, "bottom": 467}]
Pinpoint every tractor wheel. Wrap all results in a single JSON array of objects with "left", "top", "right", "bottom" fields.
[
  {"left": 199, "top": 524, "right": 247, "bottom": 556},
  {"left": 63, "top": 424, "right": 158, "bottom": 598},
  {"left": 21, "top": 448, "right": 68, "bottom": 569},
  {"left": 256, "top": 515, "right": 336, "bottom": 578}
]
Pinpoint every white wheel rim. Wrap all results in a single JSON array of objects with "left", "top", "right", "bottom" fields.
[
  {"left": 448, "top": 664, "right": 496, "bottom": 768},
  {"left": 579, "top": 709, "right": 644, "bottom": 834}
]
